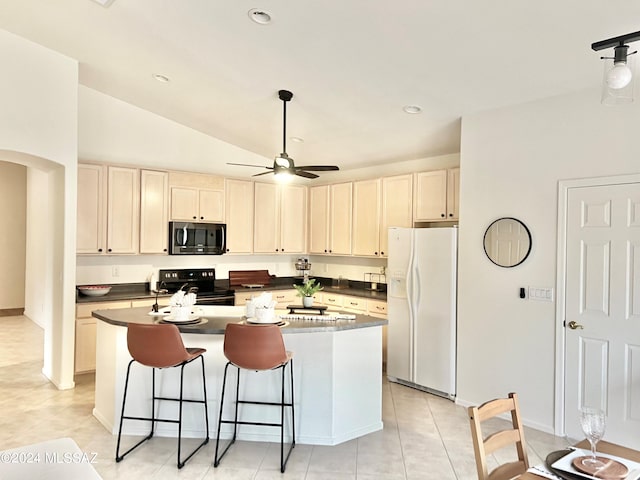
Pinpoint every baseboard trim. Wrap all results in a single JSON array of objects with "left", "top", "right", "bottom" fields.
[{"left": 0, "top": 308, "right": 25, "bottom": 317}]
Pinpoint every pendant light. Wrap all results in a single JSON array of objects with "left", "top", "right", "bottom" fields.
[{"left": 592, "top": 31, "right": 640, "bottom": 105}]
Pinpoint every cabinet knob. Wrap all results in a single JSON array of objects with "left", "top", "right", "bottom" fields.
[
  {"left": 374, "top": 252, "right": 378, "bottom": 255},
  {"left": 98, "top": 248, "right": 103, "bottom": 252},
  {"left": 200, "top": 216, "right": 204, "bottom": 220},
  {"left": 441, "top": 213, "right": 445, "bottom": 218},
  {"left": 192, "top": 216, "right": 197, "bottom": 220},
  {"left": 108, "top": 248, "right": 112, "bottom": 252},
  {"left": 449, "top": 213, "right": 453, "bottom": 217},
  {"left": 324, "top": 249, "right": 328, "bottom": 253},
  {"left": 381, "top": 251, "right": 384, "bottom": 255},
  {"left": 163, "top": 248, "right": 167, "bottom": 252}
]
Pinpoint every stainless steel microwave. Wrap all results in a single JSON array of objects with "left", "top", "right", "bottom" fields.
[{"left": 168, "top": 222, "right": 226, "bottom": 255}]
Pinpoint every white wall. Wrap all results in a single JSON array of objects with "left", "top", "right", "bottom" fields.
[
  {"left": 0, "top": 161, "right": 26, "bottom": 310},
  {"left": 0, "top": 28, "right": 78, "bottom": 389},
  {"left": 457, "top": 87, "right": 640, "bottom": 432}
]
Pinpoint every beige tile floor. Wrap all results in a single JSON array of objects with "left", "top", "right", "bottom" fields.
[{"left": 0, "top": 315, "right": 570, "bottom": 479}]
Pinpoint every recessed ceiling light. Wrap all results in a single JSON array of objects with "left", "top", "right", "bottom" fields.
[
  {"left": 248, "top": 8, "right": 272, "bottom": 25},
  {"left": 289, "top": 136, "right": 304, "bottom": 143},
  {"left": 90, "top": 0, "right": 116, "bottom": 7},
  {"left": 153, "top": 74, "right": 170, "bottom": 83},
  {"left": 403, "top": 105, "right": 422, "bottom": 114}
]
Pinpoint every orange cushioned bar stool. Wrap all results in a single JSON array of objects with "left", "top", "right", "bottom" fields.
[
  {"left": 116, "top": 323, "right": 209, "bottom": 469},
  {"left": 214, "top": 323, "right": 295, "bottom": 473}
]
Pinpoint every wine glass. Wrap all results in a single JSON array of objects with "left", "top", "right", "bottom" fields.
[{"left": 579, "top": 407, "right": 606, "bottom": 468}]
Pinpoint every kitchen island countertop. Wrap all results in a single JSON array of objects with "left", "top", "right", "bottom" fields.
[{"left": 92, "top": 305, "right": 387, "bottom": 334}]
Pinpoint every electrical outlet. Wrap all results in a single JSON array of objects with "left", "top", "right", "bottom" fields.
[{"left": 112, "top": 266, "right": 120, "bottom": 277}]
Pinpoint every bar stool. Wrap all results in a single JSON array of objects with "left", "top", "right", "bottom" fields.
[
  {"left": 213, "top": 323, "right": 295, "bottom": 473},
  {"left": 115, "top": 323, "right": 209, "bottom": 469}
]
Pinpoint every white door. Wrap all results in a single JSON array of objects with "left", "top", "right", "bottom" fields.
[{"left": 564, "top": 183, "right": 640, "bottom": 449}]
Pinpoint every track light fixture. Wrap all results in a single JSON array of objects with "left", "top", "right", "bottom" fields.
[{"left": 592, "top": 30, "right": 640, "bottom": 104}]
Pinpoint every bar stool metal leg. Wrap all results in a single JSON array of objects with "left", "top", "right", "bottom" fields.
[{"left": 116, "top": 355, "right": 209, "bottom": 469}]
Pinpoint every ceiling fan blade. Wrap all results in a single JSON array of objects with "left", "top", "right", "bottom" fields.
[
  {"left": 294, "top": 170, "right": 319, "bottom": 179},
  {"left": 293, "top": 165, "right": 340, "bottom": 172},
  {"left": 227, "top": 162, "right": 271, "bottom": 168},
  {"left": 252, "top": 170, "right": 275, "bottom": 177}
]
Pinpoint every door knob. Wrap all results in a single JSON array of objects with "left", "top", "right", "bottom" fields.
[{"left": 567, "top": 320, "right": 584, "bottom": 330}]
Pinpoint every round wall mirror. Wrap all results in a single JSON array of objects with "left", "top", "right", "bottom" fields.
[{"left": 483, "top": 217, "right": 532, "bottom": 267}]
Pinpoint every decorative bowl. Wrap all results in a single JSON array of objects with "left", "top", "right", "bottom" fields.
[{"left": 78, "top": 286, "right": 112, "bottom": 297}]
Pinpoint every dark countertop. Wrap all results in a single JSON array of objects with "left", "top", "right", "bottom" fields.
[
  {"left": 92, "top": 306, "right": 387, "bottom": 334},
  {"left": 77, "top": 277, "right": 387, "bottom": 304}
]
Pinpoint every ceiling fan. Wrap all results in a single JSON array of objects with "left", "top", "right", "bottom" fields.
[{"left": 228, "top": 89, "right": 339, "bottom": 179}]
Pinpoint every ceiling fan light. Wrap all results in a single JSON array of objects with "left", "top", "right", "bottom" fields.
[
  {"left": 275, "top": 154, "right": 292, "bottom": 168},
  {"left": 606, "top": 62, "right": 633, "bottom": 89}
]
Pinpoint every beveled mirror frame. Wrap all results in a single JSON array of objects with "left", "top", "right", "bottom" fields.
[{"left": 483, "top": 217, "right": 532, "bottom": 268}]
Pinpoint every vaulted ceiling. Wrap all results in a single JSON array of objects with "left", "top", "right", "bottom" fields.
[{"left": 1, "top": 0, "right": 637, "bottom": 173}]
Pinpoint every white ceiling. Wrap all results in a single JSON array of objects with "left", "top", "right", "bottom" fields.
[{"left": 1, "top": 0, "right": 638, "bottom": 175}]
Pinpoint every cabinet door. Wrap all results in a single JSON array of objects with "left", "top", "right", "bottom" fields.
[
  {"left": 199, "top": 189, "right": 224, "bottom": 222},
  {"left": 380, "top": 174, "right": 413, "bottom": 257},
  {"left": 446, "top": 167, "right": 460, "bottom": 220},
  {"left": 170, "top": 186, "right": 199, "bottom": 221},
  {"left": 253, "top": 182, "right": 279, "bottom": 253},
  {"left": 343, "top": 296, "right": 367, "bottom": 313},
  {"left": 352, "top": 179, "right": 381, "bottom": 256},
  {"left": 280, "top": 184, "right": 307, "bottom": 254},
  {"left": 139, "top": 170, "right": 169, "bottom": 254},
  {"left": 272, "top": 289, "right": 296, "bottom": 308},
  {"left": 323, "top": 293, "right": 344, "bottom": 309},
  {"left": 75, "top": 318, "right": 97, "bottom": 373},
  {"left": 107, "top": 166, "right": 140, "bottom": 254},
  {"left": 308, "top": 185, "right": 330, "bottom": 254},
  {"left": 77, "top": 164, "right": 106, "bottom": 254},
  {"left": 413, "top": 170, "right": 448, "bottom": 221},
  {"left": 225, "top": 179, "right": 254, "bottom": 254},
  {"left": 329, "top": 183, "right": 352, "bottom": 255}
]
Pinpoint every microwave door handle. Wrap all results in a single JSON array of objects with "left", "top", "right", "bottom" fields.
[
  {"left": 221, "top": 225, "right": 225, "bottom": 251},
  {"left": 178, "top": 226, "right": 188, "bottom": 246}
]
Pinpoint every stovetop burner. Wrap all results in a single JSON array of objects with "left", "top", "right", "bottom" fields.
[{"left": 158, "top": 268, "right": 234, "bottom": 303}]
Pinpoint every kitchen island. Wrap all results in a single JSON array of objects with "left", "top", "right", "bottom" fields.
[{"left": 92, "top": 305, "right": 386, "bottom": 446}]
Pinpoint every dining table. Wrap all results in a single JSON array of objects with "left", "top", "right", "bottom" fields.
[{"left": 519, "top": 439, "right": 640, "bottom": 479}]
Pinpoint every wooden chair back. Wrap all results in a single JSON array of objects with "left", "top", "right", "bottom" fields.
[{"left": 467, "top": 392, "right": 529, "bottom": 480}]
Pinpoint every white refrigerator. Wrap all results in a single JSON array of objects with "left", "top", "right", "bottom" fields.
[{"left": 386, "top": 227, "right": 457, "bottom": 399}]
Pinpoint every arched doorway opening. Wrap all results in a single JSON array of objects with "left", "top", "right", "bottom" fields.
[{"left": 0, "top": 149, "right": 75, "bottom": 390}]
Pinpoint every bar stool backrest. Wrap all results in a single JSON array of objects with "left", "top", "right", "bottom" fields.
[
  {"left": 127, "top": 323, "right": 191, "bottom": 368},
  {"left": 223, "top": 323, "right": 288, "bottom": 370}
]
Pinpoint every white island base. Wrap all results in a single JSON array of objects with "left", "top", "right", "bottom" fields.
[{"left": 93, "top": 314, "right": 384, "bottom": 446}]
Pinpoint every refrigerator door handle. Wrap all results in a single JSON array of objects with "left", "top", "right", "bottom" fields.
[{"left": 406, "top": 231, "right": 416, "bottom": 379}]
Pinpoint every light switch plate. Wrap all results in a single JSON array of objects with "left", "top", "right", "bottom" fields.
[{"left": 528, "top": 286, "right": 554, "bottom": 302}]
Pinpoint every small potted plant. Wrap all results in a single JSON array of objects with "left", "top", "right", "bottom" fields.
[{"left": 293, "top": 279, "right": 323, "bottom": 307}]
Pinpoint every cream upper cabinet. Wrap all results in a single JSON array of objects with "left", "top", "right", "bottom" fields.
[
  {"left": 139, "top": 169, "right": 169, "bottom": 254},
  {"left": 352, "top": 179, "right": 381, "bottom": 256},
  {"left": 413, "top": 168, "right": 459, "bottom": 222},
  {"left": 308, "top": 185, "right": 330, "bottom": 254},
  {"left": 329, "top": 182, "right": 353, "bottom": 255},
  {"left": 308, "top": 182, "right": 352, "bottom": 255},
  {"left": 254, "top": 182, "right": 307, "bottom": 254},
  {"left": 168, "top": 171, "right": 224, "bottom": 222},
  {"left": 446, "top": 167, "right": 460, "bottom": 220},
  {"left": 107, "top": 166, "right": 140, "bottom": 254},
  {"left": 380, "top": 174, "right": 413, "bottom": 256},
  {"left": 77, "top": 163, "right": 106, "bottom": 254},
  {"left": 225, "top": 179, "right": 254, "bottom": 254}
]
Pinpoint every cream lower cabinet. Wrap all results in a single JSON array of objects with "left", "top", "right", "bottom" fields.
[
  {"left": 139, "top": 169, "right": 169, "bottom": 254},
  {"left": 75, "top": 300, "right": 131, "bottom": 373},
  {"left": 253, "top": 183, "right": 306, "bottom": 254},
  {"left": 414, "top": 168, "right": 459, "bottom": 222},
  {"left": 367, "top": 299, "right": 388, "bottom": 370},
  {"left": 235, "top": 289, "right": 297, "bottom": 309},
  {"left": 225, "top": 179, "right": 254, "bottom": 254}
]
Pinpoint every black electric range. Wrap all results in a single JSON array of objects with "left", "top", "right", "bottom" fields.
[{"left": 158, "top": 268, "right": 235, "bottom": 305}]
